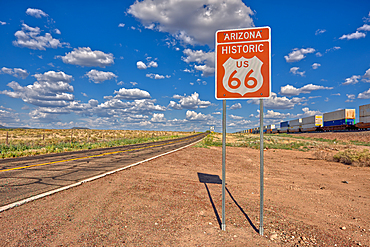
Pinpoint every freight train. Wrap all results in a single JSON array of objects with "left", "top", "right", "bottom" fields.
[{"left": 236, "top": 103, "right": 370, "bottom": 134}]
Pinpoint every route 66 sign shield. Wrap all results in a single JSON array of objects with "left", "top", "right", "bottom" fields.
[
  {"left": 222, "top": 56, "right": 263, "bottom": 96},
  {"left": 215, "top": 26, "right": 271, "bottom": 99}
]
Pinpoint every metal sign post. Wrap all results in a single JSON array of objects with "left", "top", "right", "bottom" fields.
[
  {"left": 259, "top": 99, "right": 264, "bottom": 236},
  {"left": 221, "top": 99, "right": 226, "bottom": 231}
]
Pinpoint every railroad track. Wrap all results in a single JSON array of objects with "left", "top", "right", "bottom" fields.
[{"left": 0, "top": 132, "right": 207, "bottom": 209}]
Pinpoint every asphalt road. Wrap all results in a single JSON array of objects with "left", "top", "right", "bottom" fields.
[{"left": 0, "top": 133, "right": 206, "bottom": 207}]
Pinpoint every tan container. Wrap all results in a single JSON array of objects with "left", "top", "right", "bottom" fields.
[
  {"left": 360, "top": 104, "right": 370, "bottom": 117},
  {"left": 315, "top": 115, "right": 323, "bottom": 126},
  {"left": 289, "top": 118, "right": 302, "bottom": 126},
  {"left": 302, "top": 115, "right": 323, "bottom": 126},
  {"left": 301, "top": 123, "right": 319, "bottom": 129},
  {"left": 346, "top": 109, "right": 356, "bottom": 119},
  {"left": 359, "top": 116, "right": 370, "bottom": 123},
  {"left": 323, "top": 109, "right": 355, "bottom": 121}
]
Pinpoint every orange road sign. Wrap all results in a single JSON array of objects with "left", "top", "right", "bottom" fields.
[{"left": 215, "top": 27, "right": 271, "bottom": 99}]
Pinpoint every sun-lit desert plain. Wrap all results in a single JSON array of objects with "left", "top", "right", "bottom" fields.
[{"left": 0, "top": 130, "right": 369, "bottom": 246}]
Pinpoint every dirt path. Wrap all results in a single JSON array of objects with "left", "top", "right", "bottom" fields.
[{"left": 0, "top": 145, "right": 369, "bottom": 246}]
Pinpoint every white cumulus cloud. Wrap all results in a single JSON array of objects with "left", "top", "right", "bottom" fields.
[
  {"left": 363, "top": 68, "right": 370, "bottom": 82},
  {"left": 365, "top": 68, "right": 370, "bottom": 77},
  {"left": 339, "top": 31, "right": 366, "bottom": 40},
  {"left": 263, "top": 109, "right": 291, "bottom": 120},
  {"left": 229, "top": 114, "right": 243, "bottom": 120},
  {"left": 85, "top": 69, "right": 117, "bottom": 83},
  {"left": 194, "top": 65, "right": 215, "bottom": 77},
  {"left": 151, "top": 113, "right": 166, "bottom": 123},
  {"left": 113, "top": 88, "right": 151, "bottom": 100},
  {"left": 346, "top": 94, "right": 356, "bottom": 102},
  {"left": 182, "top": 49, "right": 214, "bottom": 64},
  {"left": 148, "top": 61, "right": 158, "bottom": 68},
  {"left": 33, "top": 70, "right": 73, "bottom": 83},
  {"left": 137, "top": 61, "right": 147, "bottom": 69},
  {"left": 342, "top": 75, "right": 361, "bottom": 85},
  {"left": 168, "top": 92, "right": 211, "bottom": 110},
  {"left": 229, "top": 103, "right": 242, "bottom": 110},
  {"left": 282, "top": 84, "right": 332, "bottom": 96},
  {"left": 182, "top": 49, "right": 215, "bottom": 77},
  {"left": 128, "top": 0, "right": 254, "bottom": 46},
  {"left": 289, "top": 67, "right": 305, "bottom": 76},
  {"left": 315, "top": 29, "right": 326, "bottom": 35},
  {"left": 358, "top": 24, "right": 370, "bottom": 31},
  {"left": 146, "top": 73, "right": 170, "bottom": 79},
  {"left": 358, "top": 88, "right": 370, "bottom": 99},
  {"left": 284, "top": 48, "right": 315, "bottom": 63},
  {"left": 26, "top": 8, "right": 48, "bottom": 18},
  {"left": 185, "top": 110, "right": 211, "bottom": 121},
  {"left": 58, "top": 47, "right": 114, "bottom": 67},
  {"left": 13, "top": 24, "right": 68, "bottom": 50},
  {"left": 280, "top": 84, "right": 333, "bottom": 96},
  {"left": 312, "top": 63, "right": 321, "bottom": 69},
  {"left": 325, "top": 46, "right": 341, "bottom": 53},
  {"left": 300, "top": 107, "right": 322, "bottom": 117},
  {"left": 1, "top": 67, "right": 29, "bottom": 79},
  {"left": 0, "top": 107, "right": 20, "bottom": 125},
  {"left": 137, "top": 60, "right": 158, "bottom": 69},
  {"left": 1, "top": 70, "right": 74, "bottom": 108},
  {"left": 248, "top": 92, "right": 306, "bottom": 110}
]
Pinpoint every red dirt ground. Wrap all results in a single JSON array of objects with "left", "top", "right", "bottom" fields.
[{"left": 0, "top": 143, "right": 369, "bottom": 246}]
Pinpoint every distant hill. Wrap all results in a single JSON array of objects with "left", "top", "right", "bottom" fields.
[
  {"left": 0, "top": 125, "right": 31, "bottom": 129},
  {"left": 0, "top": 125, "right": 90, "bottom": 130}
]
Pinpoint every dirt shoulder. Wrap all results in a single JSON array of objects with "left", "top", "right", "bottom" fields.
[{"left": 0, "top": 145, "right": 369, "bottom": 246}]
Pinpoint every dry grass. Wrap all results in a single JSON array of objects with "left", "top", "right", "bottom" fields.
[
  {"left": 332, "top": 149, "right": 370, "bottom": 167},
  {"left": 0, "top": 129, "right": 193, "bottom": 159},
  {"left": 203, "top": 132, "right": 370, "bottom": 167}
]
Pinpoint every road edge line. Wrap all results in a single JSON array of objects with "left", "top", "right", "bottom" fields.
[{"left": 0, "top": 136, "right": 204, "bottom": 213}]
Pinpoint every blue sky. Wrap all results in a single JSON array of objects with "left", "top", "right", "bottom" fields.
[{"left": 0, "top": 0, "right": 369, "bottom": 132}]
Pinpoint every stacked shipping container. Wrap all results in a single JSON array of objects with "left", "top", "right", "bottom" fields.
[
  {"left": 289, "top": 118, "right": 302, "bottom": 132},
  {"left": 323, "top": 109, "right": 355, "bottom": 127},
  {"left": 359, "top": 104, "right": 370, "bottom": 123},
  {"left": 301, "top": 115, "right": 323, "bottom": 131},
  {"left": 235, "top": 105, "right": 370, "bottom": 134},
  {"left": 280, "top": 121, "right": 289, "bottom": 132},
  {"left": 266, "top": 124, "right": 275, "bottom": 133}
]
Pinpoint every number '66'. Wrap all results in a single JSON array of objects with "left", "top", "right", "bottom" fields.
[{"left": 228, "top": 70, "right": 257, "bottom": 89}]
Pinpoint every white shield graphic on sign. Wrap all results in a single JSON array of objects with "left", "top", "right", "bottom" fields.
[{"left": 222, "top": 56, "right": 263, "bottom": 96}]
